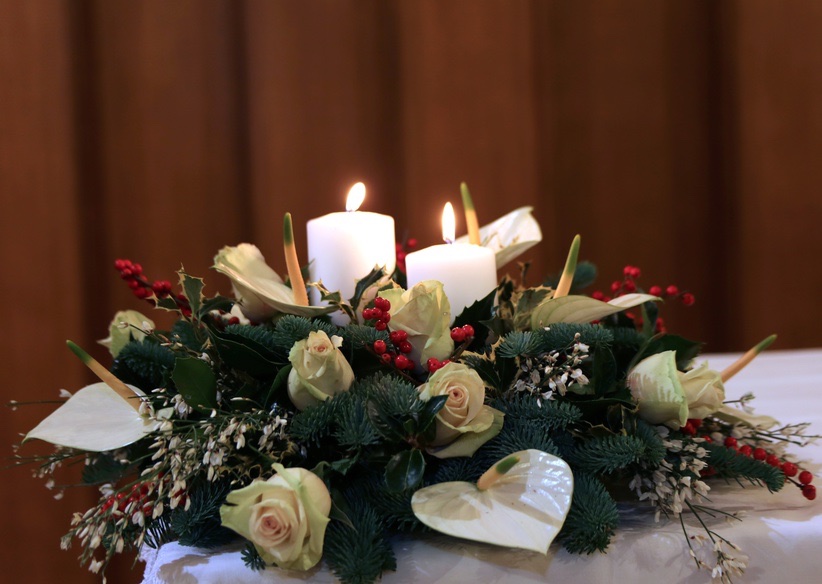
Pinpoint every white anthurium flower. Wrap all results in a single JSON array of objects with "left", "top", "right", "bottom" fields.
[
  {"left": 411, "top": 449, "right": 573, "bottom": 553},
  {"left": 531, "top": 293, "right": 660, "bottom": 329},
  {"left": 455, "top": 206, "right": 542, "bottom": 269},
  {"left": 25, "top": 382, "right": 169, "bottom": 452},
  {"left": 213, "top": 244, "right": 335, "bottom": 321},
  {"left": 98, "top": 310, "right": 155, "bottom": 358}
]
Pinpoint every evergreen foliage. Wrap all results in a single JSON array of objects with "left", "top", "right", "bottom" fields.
[
  {"left": 324, "top": 499, "right": 396, "bottom": 584},
  {"left": 570, "top": 434, "right": 651, "bottom": 475},
  {"left": 560, "top": 472, "right": 619, "bottom": 554},
  {"left": 271, "top": 315, "right": 339, "bottom": 350},
  {"left": 361, "top": 474, "right": 421, "bottom": 531},
  {"left": 241, "top": 542, "right": 267, "bottom": 571},
  {"left": 480, "top": 418, "right": 560, "bottom": 461},
  {"left": 112, "top": 341, "right": 176, "bottom": 391},
  {"left": 493, "top": 394, "right": 583, "bottom": 432},
  {"left": 537, "top": 323, "right": 613, "bottom": 351},
  {"left": 333, "top": 392, "right": 381, "bottom": 448},
  {"left": 633, "top": 420, "right": 666, "bottom": 466},
  {"left": 222, "top": 323, "right": 287, "bottom": 362},
  {"left": 497, "top": 331, "right": 542, "bottom": 358},
  {"left": 704, "top": 442, "right": 786, "bottom": 492},
  {"left": 290, "top": 399, "right": 340, "bottom": 446},
  {"left": 340, "top": 324, "right": 391, "bottom": 349},
  {"left": 427, "top": 456, "right": 488, "bottom": 484},
  {"left": 171, "top": 479, "right": 237, "bottom": 548},
  {"left": 170, "top": 320, "right": 204, "bottom": 351}
]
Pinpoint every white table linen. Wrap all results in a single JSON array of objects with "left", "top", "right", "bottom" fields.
[{"left": 141, "top": 349, "right": 822, "bottom": 583}]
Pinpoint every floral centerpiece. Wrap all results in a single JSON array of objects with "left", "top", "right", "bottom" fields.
[{"left": 13, "top": 191, "right": 818, "bottom": 584}]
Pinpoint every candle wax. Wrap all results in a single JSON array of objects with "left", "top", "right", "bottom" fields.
[{"left": 405, "top": 243, "right": 497, "bottom": 323}]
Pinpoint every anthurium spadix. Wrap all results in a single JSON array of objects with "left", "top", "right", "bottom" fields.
[
  {"left": 455, "top": 206, "right": 542, "bottom": 269},
  {"left": 411, "top": 450, "right": 573, "bottom": 553},
  {"left": 25, "top": 382, "right": 165, "bottom": 452}
]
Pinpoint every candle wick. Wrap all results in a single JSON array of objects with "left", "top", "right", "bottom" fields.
[{"left": 444, "top": 238, "right": 454, "bottom": 245}]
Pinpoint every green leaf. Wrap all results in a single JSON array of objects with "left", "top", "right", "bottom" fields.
[
  {"left": 179, "top": 271, "right": 205, "bottom": 318},
  {"left": 385, "top": 449, "right": 425, "bottom": 492},
  {"left": 417, "top": 394, "right": 448, "bottom": 437},
  {"left": 584, "top": 348, "right": 617, "bottom": 396},
  {"left": 199, "top": 295, "right": 234, "bottom": 318},
  {"left": 543, "top": 261, "right": 597, "bottom": 293},
  {"left": 642, "top": 334, "right": 703, "bottom": 370},
  {"left": 513, "top": 287, "right": 553, "bottom": 330},
  {"left": 349, "top": 267, "right": 388, "bottom": 309},
  {"left": 172, "top": 356, "right": 217, "bottom": 410},
  {"left": 262, "top": 364, "right": 291, "bottom": 408}
]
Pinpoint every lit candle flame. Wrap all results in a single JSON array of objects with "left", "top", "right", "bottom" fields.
[
  {"left": 442, "top": 202, "right": 456, "bottom": 244},
  {"left": 346, "top": 182, "right": 366, "bottom": 212}
]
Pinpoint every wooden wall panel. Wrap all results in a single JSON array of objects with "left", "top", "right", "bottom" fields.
[
  {"left": 89, "top": 0, "right": 249, "bottom": 333},
  {"left": 2, "top": 1, "right": 822, "bottom": 583},
  {"left": 395, "top": 0, "right": 543, "bottom": 279},
  {"left": 728, "top": 0, "right": 822, "bottom": 350},
  {"left": 0, "top": 2, "right": 96, "bottom": 582},
  {"left": 243, "top": 0, "right": 403, "bottom": 274}
]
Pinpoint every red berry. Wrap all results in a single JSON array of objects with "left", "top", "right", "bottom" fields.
[
  {"left": 450, "top": 328, "right": 466, "bottom": 342},
  {"left": 389, "top": 330, "right": 407, "bottom": 345},
  {"left": 610, "top": 281, "right": 621, "bottom": 293},
  {"left": 426, "top": 358, "right": 440, "bottom": 372},
  {"left": 227, "top": 317, "right": 240, "bottom": 326},
  {"left": 665, "top": 285, "right": 679, "bottom": 296},
  {"left": 394, "top": 355, "right": 410, "bottom": 370},
  {"left": 374, "top": 297, "right": 390, "bottom": 312},
  {"left": 688, "top": 418, "right": 702, "bottom": 429},
  {"left": 120, "top": 268, "right": 133, "bottom": 278},
  {"left": 724, "top": 436, "right": 738, "bottom": 448},
  {"left": 114, "top": 259, "right": 126, "bottom": 270},
  {"left": 701, "top": 435, "right": 713, "bottom": 443},
  {"left": 375, "top": 320, "right": 387, "bottom": 331},
  {"left": 630, "top": 267, "right": 641, "bottom": 278},
  {"left": 407, "top": 238, "right": 418, "bottom": 249},
  {"left": 461, "top": 325, "right": 475, "bottom": 338},
  {"left": 370, "top": 308, "right": 384, "bottom": 320},
  {"left": 782, "top": 462, "right": 799, "bottom": 477},
  {"left": 396, "top": 251, "right": 407, "bottom": 263},
  {"left": 373, "top": 340, "right": 387, "bottom": 354},
  {"left": 623, "top": 280, "right": 636, "bottom": 293},
  {"left": 380, "top": 353, "right": 392, "bottom": 365},
  {"left": 134, "top": 287, "right": 150, "bottom": 299},
  {"left": 128, "top": 279, "right": 141, "bottom": 289},
  {"left": 399, "top": 341, "right": 413, "bottom": 354},
  {"left": 681, "top": 292, "right": 696, "bottom": 306},
  {"left": 766, "top": 454, "right": 781, "bottom": 467},
  {"left": 362, "top": 308, "right": 374, "bottom": 320},
  {"left": 592, "top": 291, "right": 605, "bottom": 301},
  {"left": 803, "top": 484, "right": 817, "bottom": 500},
  {"left": 681, "top": 422, "right": 696, "bottom": 436},
  {"left": 132, "top": 263, "right": 143, "bottom": 275},
  {"left": 649, "top": 285, "right": 662, "bottom": 296},
  {"left": 739, "top": 445, "right": 753, "bottom": 456},
  {"left": 799, "top": 470, "right": 814, "bottom": 485},
  {"left": 753, "top": 447, "right": 767, "bottom": 461},
  {"left": 381, "top": 313, "right": 391, "bottom": 323},
  {"left": 623, "top": 265, "right": 634, "bottom": 277}
]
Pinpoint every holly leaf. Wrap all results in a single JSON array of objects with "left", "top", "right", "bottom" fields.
[
  {"left": 179, "top": 271, "right": 204, "bottom": 318},
  {"left": 385, "top": 448, "right": 425, "bottom": 492}
]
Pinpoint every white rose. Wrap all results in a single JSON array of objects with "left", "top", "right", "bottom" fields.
[
  {"left": 378, "top": 281, "right": 454, "bottom": 364},
  {"left": 627, "top": 351, "right": 688, "bottom": 429},
  {"left": 418, "top": 362, "right": 495, "bottom": 446},
  {"left": 220, "top": 465, "right": 331, "bottom": 570},
  {"left": 679, "top": 362, "right": 725, "bottom": 420},
  {"left": 287, "top": 330, "right": 354, "bottom": 410}
]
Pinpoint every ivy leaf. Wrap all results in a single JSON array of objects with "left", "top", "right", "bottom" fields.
[
  {"left": 385, "top": 449, "right": 425, "bottom": 492},
  {"left": 172, "top": 356, "right": 217, "bottom": 410}
]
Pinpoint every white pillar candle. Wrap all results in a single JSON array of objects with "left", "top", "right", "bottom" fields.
[
  {"left": 307, "top": 183, "right": 396, "bottom": 322},
  {"left": 405, "top": 202, "right": 497, "bottom": 322}
]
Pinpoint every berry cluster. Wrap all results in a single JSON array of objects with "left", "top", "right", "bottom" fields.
[
  {"left": 114, "top": 259, "right": 191, "bottom": 317},
  {"left": 719, "top": 434, "right": 816, "bottom": 500},
  {"left": 395, "top": 238, "right": 419, "bottom": 275},
  {"left": 365, "top": 298, "right": 476, "bottom": 374},
  {"left": 372, "top": 329, "right": 414, "bottom": 371},
  {"left": 362, "top": 297, "right": 391, "bottom": 331},
  {"left": 591, "top": 265, "right": 696, "bottom": 307}
]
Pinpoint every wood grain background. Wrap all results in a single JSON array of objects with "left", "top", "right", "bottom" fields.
[{"left": 1, "top": 1, "right": 820, "bottom": 582}]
